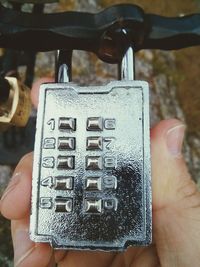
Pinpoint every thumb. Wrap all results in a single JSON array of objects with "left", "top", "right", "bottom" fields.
[{"left": 151, "top": 119, "right": 200, "bottom": 267}]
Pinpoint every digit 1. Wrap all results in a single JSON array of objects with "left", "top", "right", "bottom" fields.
[{"left": 47, "top": 119, "right": 55, "bottom": 131}]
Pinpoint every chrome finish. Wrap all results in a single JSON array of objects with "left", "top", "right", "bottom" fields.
[
  {"left": 30, "top": 81, "right": 152, "bottom": 250},
  {"left": 56, "top": 50, "right": 72, "bottom": 83},
  {"left": 86, "top": 136, "right": 103, "bottom": 150},
  {"left": 85, "top": 177, "right": 101, "bottom": 191},
  {"left": 58, "top": 137, "right": 75, "bottom": 150},
  {"left": 54, "top": 176, "right": 73, "bottom": 190},
  {"left": 58, "top": 117, "right": 76, "bottom": 131},
  {"left": 55, "top": 198, "right": 73, "bottom": 213},
  {"left": 84, "top": 199, "right": 102, "bottom": 213},
  {"left": 120, "top": 46, "right": 135, "bottom": 80},
  {"left": 86, "top": 156, "right": 103, "bottom": 170},
  {"left": 57, "top": 156, "right": 75, "bottom": 170},
  {"left": 87, "top": 117, "right": 103, "bottom": 131}
]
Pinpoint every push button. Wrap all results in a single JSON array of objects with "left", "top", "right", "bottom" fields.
[
  {"left": 84, "top": 199, "right": 102, "bottom": 213},
  {"left": 86, "top": 136, "right": 102, "bottom": 150},
  {"left": 86, "top": 156, "right": 102, "bottom": 170},
  {"left": 57, "top": 156, "right": 75, "bottom": 170},
  {"left": 87, "top": 117, "right": 103, "bottom": 131},
  {"left": 55, "top": 198, "right": 73, "bottom": 212},
  {"left": 59, "top": 117, "right": 76, "bottom": 130},
  {"left": 58, "top": 137, "right": 75, "bottom": 150},
  {"left": 85, "top": 177, "right": 101, "bottom": 191},
  {"left": 54, "top": 176, "right": 74, "bottom": 190}
]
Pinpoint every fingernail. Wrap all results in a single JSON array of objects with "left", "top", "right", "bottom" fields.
[
  {"left": 166, "top": 124, "right": 185, "bottom": 157},
  {"left": 14, "top": 229, "right": 35, "bottom": 267},
  {"left": 0, "top": 173, "right": 21, "bottom": 204}
]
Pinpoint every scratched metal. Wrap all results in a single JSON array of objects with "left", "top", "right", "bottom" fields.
[{"left": 30, "top": 81, "right": 152, "bottom": 251}]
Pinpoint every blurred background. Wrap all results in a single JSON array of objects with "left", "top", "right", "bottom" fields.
[{"left": 0, "top": 0, "right": 200, "bottom": 266}]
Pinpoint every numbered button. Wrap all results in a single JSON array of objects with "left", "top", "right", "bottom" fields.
[
  {"left": 85, "top": 177, "right": 101, "bottom": 191},
  {"left": 84, "top": 199, "right": 102, "bottom": 213},
  {"left": 59, "top": 117, "right": 76, "bottom": 131},
  {"left": 87, "top": 117, "right": 103, "bottom": 131},
  {"left": 86, "top": 156, "right": 102, "bottom": 170},
  {"left": 54, "top": 176, "right": 74, "bottom": 190},
  {"left": 57, "top": 156, "right": 75, "bottom": 170},
  {"left": 86, "top": 137, "right": 102, "bottom": 150},
  {"left": 58, "top": 137, "right": 75, "bottom": 150},
  {"left": 55, "top": 198, "right": 73, "bottom": 212}
]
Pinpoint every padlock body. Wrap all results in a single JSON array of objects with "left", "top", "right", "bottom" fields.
[{"left": 30, "top": 81, "right": 152, "bottom": 251}]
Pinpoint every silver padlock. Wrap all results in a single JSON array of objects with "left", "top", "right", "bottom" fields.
[{"left": 30, "top": 46, "right": 152, "bottom": 251}]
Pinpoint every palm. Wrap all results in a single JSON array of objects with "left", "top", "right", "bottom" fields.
[{"left": 55, "top": 245, "right": 158, "bottom": 267}]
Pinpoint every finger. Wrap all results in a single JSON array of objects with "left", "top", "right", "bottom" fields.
[
  {"left": 58, "top": 250, "right": 116, "bottom": 267},
  {"left": 151, "top": 118, "right": 188, "bottom": 210},
  {"left": 31, "top": 77, "right": 54, "bottom": 108},
  {"left": 12, "top": 218, "right": 53, "bottom": 267},
  {"left": 124, "top": 245, "right": 160, "bottom": 267},
  {"left": 151, "top": 119, "right": 200, "bottom": 266},
  {"left": 0, "top": 153, "right": 33, "bottom": 219}
]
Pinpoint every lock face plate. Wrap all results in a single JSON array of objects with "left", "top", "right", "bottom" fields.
[{"left": 30, "top": 81, "right": 152, "bottom": 251}]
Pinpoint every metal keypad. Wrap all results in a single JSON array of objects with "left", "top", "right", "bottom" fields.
[
  {"left": 84, "top": 199, "right": 102, "bottom": 213},
  {"left": 59, "top": 117, "right": 76, "bottom": 130},
  {"left": 57, "top": 156, "right": 75, "bottom": 170},
  {"left": 87, "top": 117, "right": 103, "bottom": 131},
  {"left": 85, "top": 177, "right": 101, "bottom": 191},
  {"left": 54, "top": 176, "right": 74, "bottom": 190},
  {"left": 30, "top": 80, "right": 152, "bottom": 251},
  {"left": 86, "top": 136, "right": 103, "bottom": 150},
  {"left": 55, "top": 198, "right": 73, "bottom": 212},
  {"left": 58, "top": 137, "right": 75, "bottom": 150},
  {"left": 86, "top": 156, "right": 103, "bottom": 170}
]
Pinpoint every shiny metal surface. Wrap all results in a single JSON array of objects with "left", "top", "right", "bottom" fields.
[
  {"left": 54, "top": 176, "right": 73, "bottom": 190},
  {"left": 87, "top": 117, "right": 103, "bottom": 131},
  {"left": 85, "top": 177, "right": 101, "bottom": 191},
  {"left": 56, "top": 50, "right": 72, "bottom": 83},
  {"left": 120, "top": 46, "right": 135, "bottom": 80},
  {"left": 30, "top": 80, "right": 152, "bottom": 250},
  {"left": 58, "top": 137, "right": 75, "bottom": 150},
  {"left": 86, "top": 136, "right": 103, "bottom": 150}
]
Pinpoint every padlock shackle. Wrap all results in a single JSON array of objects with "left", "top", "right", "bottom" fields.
[
  {"left": 56, "top": 46, "right": 135, "bottom": 83},
  {"left": 56, "top": 50, "right": 72, "bottom": 83},
  {"left": 119, "top": 46, "right": 135, "bottom": 81}
]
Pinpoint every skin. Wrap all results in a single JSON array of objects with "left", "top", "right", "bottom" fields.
[{"left": 0, "top": 78, "right": 200, "bottom": 267}]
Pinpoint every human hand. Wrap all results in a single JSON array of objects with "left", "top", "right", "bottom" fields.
[{"left": 1, "top": 78, "right": 200, "bottom": 267}]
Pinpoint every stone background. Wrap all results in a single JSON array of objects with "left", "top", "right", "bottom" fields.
[{"left": 0, "top": 0, "right": 200, "bottom": 266}]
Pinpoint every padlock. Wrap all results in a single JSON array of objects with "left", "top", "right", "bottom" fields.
[
  {"left": 0, "top": 76, "right": 31, "bottom": 131},
  {"left": 30, "top": 46, "right": 152, "bottom": 251}
]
